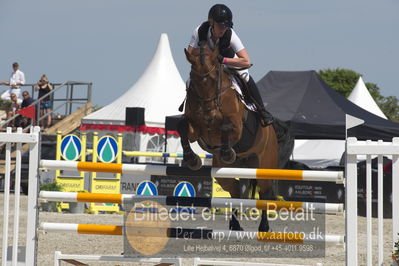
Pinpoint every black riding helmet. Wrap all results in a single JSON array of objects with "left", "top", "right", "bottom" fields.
[{"left": 208, "top": 4, "right": 233, "bottom": 28}]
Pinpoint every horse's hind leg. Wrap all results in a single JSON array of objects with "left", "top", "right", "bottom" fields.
[
  {"left": 215, "top": 177, "right": 243, "bottom": 231},
  {"left": 177, "top": 118, "right": 202, "bottom": 170},
  {"left": 257, "top": 127, "right": 279, "bottom": 232},
  {"left": 257, "top": 180, "right": 274, "bottom": 232}
]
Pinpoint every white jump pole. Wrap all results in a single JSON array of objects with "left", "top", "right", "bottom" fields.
[{"left": 39, "top": 160, "right": 344, "bottom": 183}]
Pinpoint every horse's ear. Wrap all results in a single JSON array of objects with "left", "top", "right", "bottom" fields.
[{"left": 184, "top": 48, "right": 194, "bottom": 64}]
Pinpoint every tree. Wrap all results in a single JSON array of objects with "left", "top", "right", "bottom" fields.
[
  {"left": 379, "top": 96, "right": 399, "bottom": 122},
  {"left": 318, "top": 68, "right": 361, "bottom": 98},
  {"left": 318, "top": 68, "right": 399, "bottom": 122}
]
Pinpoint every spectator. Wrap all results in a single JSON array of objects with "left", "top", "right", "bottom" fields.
[
  {"left": 19, "top": 91, "right": 35, "bottom": 128},
  {"left": 1, "top": 62, "right": 25, "bottom": 101},
  {"left": 21, "top": 91, "right": 34, "bottom": 108},
  {"left": 35, "top": 74, "right": 53, "bottom": 128},
  {"left": 6, "top": 93, "right": 21, "bottom": 127}
]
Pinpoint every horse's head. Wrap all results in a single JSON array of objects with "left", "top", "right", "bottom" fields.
[
  {"left": 184, "top": 45, "right": 219, "bottom": 79},
  {"left": 182, "top": 45, "right": 254, "bottom": 157},
  {"left": 184, "top": 45, "right": 226, "bottom": 101}
]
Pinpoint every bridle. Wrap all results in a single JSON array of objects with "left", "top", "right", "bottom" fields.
[
  {"left": 189, "top": 63, "right": 227, "bottom": 103},
  {"left": 190, "top": 65, "right": 216, "bottom": 79},
  {"left": 188, "top": 51, "right": 231, "bottom": 130}
]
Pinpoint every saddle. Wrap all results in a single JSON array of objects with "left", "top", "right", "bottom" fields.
[
  {"left": 229, "top": 70, "right": 252, "bottom": 105},
  {"left": 226, "top": 70, "right": 261, "bottom": 153}
]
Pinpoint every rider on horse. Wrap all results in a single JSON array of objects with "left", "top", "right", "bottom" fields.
[{"left": 187, "top": 4, "right": 274, "bottom": 126}]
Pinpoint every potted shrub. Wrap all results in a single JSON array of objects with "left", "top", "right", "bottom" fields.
[
  {"left": 0, "top": 99, "right": 12, "bottom": 110},
  {"left": 39, "top": 182, "right": 62, "bottom": 212},
  {"left": 68, "top": 190, "right": 87, "bottom": 213}
]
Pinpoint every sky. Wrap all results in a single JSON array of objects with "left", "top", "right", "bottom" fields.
[{"left": 1, "top": 0, "right": 398, "bottom": 107}]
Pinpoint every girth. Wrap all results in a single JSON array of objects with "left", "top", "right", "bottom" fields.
[
  {"left": 197, "top": 109, "right": 260, "bottom": 154},
  {"left": 232, "top": 110, "right": 259, "bottom": 153}
]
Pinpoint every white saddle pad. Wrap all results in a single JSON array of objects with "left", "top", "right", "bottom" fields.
[{"left": 231, "top": 75, "right": 257, "bottom": 111}]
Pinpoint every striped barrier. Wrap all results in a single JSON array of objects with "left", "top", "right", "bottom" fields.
[
  {"left": 193, "top": 258, "right": 310, "bottom": 266},
  {"left": 86, "top": 148, "right": 213, "bottom": 159},
  {"left": 54, "top": 252, "right": 182, "bottom": 266},
  {"left": 40, "top": 160, "right": 344, "bottom": 183},
  {"left": 39, "top": 222, "right": 345, "bottom": 245},
  {"left": 3, "top": 127, "right": 399, "bottom": 266},
  {"left": 39, "top": 191, "right": 344, "bottom": 214},
  {"left": 123, "top": 151, "right": 213, "bottom": 159}
]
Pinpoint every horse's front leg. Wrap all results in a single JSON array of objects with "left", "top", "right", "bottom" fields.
[
  {"left": 177, "top": 118, "right": 202, "bottom": 170},
  {"left": 220, "top": 118, "right": 236, "bottom": 164}
]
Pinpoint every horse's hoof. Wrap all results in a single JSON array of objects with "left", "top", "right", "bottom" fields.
[
  {"left": 258, "top": 223, "right": 270, "bottom": 232},
  {"left": 221, "top": 149, "right": 236, "bottom": 164},
  {"left": 229, "top": 219, "right": 244, "bottom": 231},
  {"left": 182, "top": 154, "right": 202, "bottom": 171},
  {"left": 258, "top": 214, "right": 270, "bottom": 232}
]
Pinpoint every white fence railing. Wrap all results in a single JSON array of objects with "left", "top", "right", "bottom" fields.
[
  {"left": 346, "top": 137, "right": 399, "bottom": 266},
  {"left": 1, "top": 127, "right": 398, "bottom": 265},
  {"left": 1, "top": 127, "right": 40, "bottom": 266}
]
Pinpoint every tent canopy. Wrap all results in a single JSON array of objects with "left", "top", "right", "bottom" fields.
[
  {"left": 291, "top": 76, "right": 388, "bottom": 168},
  {"left": 257, "top": 71, "right": 399, "bottom": 141}
]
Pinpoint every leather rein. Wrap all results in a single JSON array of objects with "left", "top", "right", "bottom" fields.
[{"left": 188, "top": 61, "right": 231, "bottom": 113}]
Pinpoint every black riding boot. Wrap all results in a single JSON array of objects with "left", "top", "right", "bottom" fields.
[{"left": 246, "top": 76, "right": 274, "bottom": 126}]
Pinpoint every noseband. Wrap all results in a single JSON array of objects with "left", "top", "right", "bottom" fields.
[
  {"left": 189, "top": 61, "right": 222, "bottom": 105},
  {"left": 190, "top": 64, "right": 216, "bottom": 79}
]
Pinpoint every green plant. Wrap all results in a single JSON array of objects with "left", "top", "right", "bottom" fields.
[
  {"left": 40, "top": 182, "right": 62, "bottom": 191},
  {"left": 0, "top": 99, "right": 11, "bottom": 110},
  {"left": 39, "top": 182, "right": 62, "bottom": 212}
]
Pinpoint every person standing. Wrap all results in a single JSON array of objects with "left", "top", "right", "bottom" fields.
[
  {"left": 35, "top": 74, "right": 53, "bottom": 128},
  {"left": 1, "top": 62, "right": 25, "bottom": 101}
]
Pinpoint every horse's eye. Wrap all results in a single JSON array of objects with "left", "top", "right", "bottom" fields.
[{"left": 203, "top": 78, "right": 207, "bottom": 82}]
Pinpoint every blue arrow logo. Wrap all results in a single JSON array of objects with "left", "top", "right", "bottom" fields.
[{"left": 174, "top": 181, "right": 196, "bottom": 197}]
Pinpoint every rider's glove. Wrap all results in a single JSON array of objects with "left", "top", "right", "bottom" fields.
[{"left": 217, "top": 55, "right": 225, "bottom": 64}]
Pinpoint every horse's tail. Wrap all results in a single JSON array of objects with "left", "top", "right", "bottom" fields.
[
  {"left": 248, "top": 179, "right": 275, "bottom": 200},
  {"left": 273, "top": 118, "right": 294, "bottom": 169},
  {"left": 246, "top": 119, "right": 294, "bottom": 200},
  {"left": 249, "top": 179, "right": 258, "bottom": 200},
  {"left": 241, "top": 179, "right": 258, "bottom": 200}
]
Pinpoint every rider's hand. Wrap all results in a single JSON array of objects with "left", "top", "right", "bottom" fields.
[{"left": 217, "top": 55, "right": 225, "bottom": 64}]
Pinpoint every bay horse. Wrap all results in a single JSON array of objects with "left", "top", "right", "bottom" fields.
[{"left": 177, "top": 45, "right": 279, "bottom": 232}]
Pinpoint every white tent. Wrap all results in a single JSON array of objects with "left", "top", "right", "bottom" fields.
[
  {"left": 348, "top": 76, "right": 387, "bottom": 119},
  {"left": 81, "top": 34, "right": 187, "bottom": 160},
  {"left": 292, "top": 77, "right": 387, "bottom": 168},
  {"left": 81, "top": 33, "right": 208, "bottom": 163},
  {"left": 292, "top": 139, "right": 345, "bottom": 168},
  {"left": 82, "top": 33, "right": 186, "bottom": 127}
]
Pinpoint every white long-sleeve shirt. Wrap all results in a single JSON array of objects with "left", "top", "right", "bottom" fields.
[{"left": 9, "top": 69, "right": 25, "bottom": 87}]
